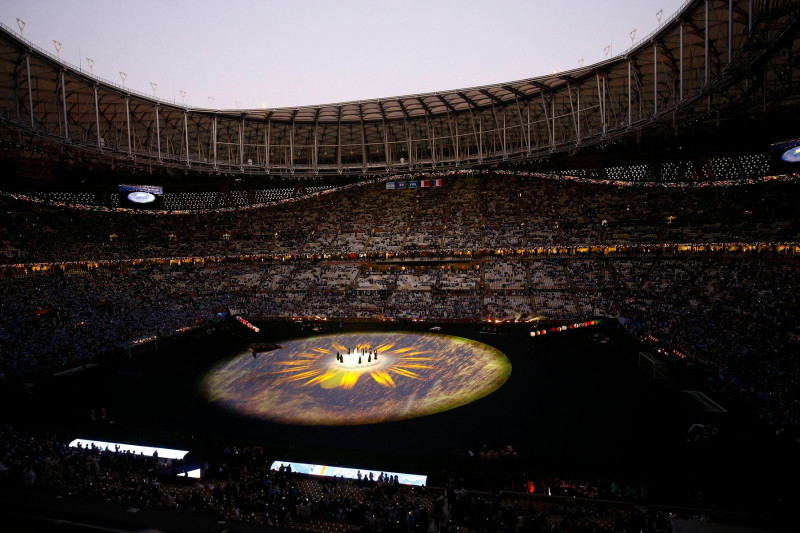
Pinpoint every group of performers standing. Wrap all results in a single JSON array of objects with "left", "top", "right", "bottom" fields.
[{"left": 335, "top": 346, "right": 379, "bottom": 365}]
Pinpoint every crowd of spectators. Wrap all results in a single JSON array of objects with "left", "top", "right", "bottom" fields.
[
  {"left": 1, "top": 174, "right": 798, "bottom": 264},
  {"left": 0, "top": 427, "right": 682, "bottom": 532},
  {"left": 0, "top": 172, "right": 798, "bottom": 455}
]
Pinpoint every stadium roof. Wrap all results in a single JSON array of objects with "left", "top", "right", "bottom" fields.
[{"left": 0, "top": 0, "right": 798, "bottom": 178}]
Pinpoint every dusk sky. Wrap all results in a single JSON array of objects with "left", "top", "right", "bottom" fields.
[{"left": 1, "top": 0, "right": 686, "bottom": 110}]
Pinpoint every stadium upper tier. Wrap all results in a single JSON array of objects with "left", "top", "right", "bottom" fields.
[
  {"left": 1, "top": 173, "right": 798, "bottom": 266},
  {"left": 0, "top": 0, "right": 798, "bottom": 177}
]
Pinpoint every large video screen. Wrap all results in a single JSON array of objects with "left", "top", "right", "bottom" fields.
[
  {"left": 119, "top": 184, "right": 164, "bottom": 209},
  {"left": 771, "top": 138, "right": 800, "bottom": 168}
]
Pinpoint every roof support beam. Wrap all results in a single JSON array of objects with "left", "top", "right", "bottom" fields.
[
  {"left": 416, "top": 97, "right": 433, "bottom": 116},
  {"left": 125, "top": 97, "right": 131, "bottom": 155},
  {"left": 566, "top": 82, "right": 578, "bottom": 139},
  {"left": 397, "top": 99, "right": 411, "bottom": 121},
  {"left": 313, "top": 113, "right": 319, "bottom": 171},
  {"left": 213, "top": 114, "right": 217, "bottom": 168},
  {"left": 360, "top": 104, "right": 367, "bottom": 169},
  {"left": 514, "top": 97, "right": 528, "bottom": 153},
  {"left": 528, "top": 80, "right": 549, "bottom": 92},
  {"left": 728, "top": 0, "right": 733, "bottom": 66},
  {"left": 527, "top": 104, "right": 531, "bottom": 153},
  {"left": 265, "top": 118, "right": 271, "bottom": 170},
  {"left": 290, "top": 119, "right": 295, "bottom": 169},
  {"left": 628, "top": 60, "right": 632, "bottom": 125},
  {"left": 25, "top": 53, "right": 34, "bottom": 130},
  {"left": 502, "top": 107, "right": 507, "bottom": 159},
  {"left": 60, "top": 70, "right": 70, "bottom": 142},
  {"left": 94, "top": 85, "right": 101, "bottom": 149},
  {"left": 502, "top": 85, "right": 527, "bottom": 99},
  {"left": 456, "top": 91, "right": 480, "bottom": 109},
  {"left": 478, "top": 88, "right": 504, "bottom": 107},
  {"left": 336, "top": 107, "right": 342, "bottom": 170},
  {"left": 436, "top": 94, "right": 457, "bottom": 114},
  {"left": 576, "top": 85, "right": 581, "bottom": 142},
  {"left": 155, "top": 104, "right": 161, "bottom": 159},
  {"left": 486, "top": 103, "right": 500, "bottom": 155},
  {"left": 453, "top": 112, "right": 460, "bottom": 164},
  {"left": 404, "top": 117, "right": 412, "bottom": 167},
  {"left": 383, "top": 119, "right": 389, "bottom": 168},
  {"left": 705, "top": 0, "right": 710, "bottom": 86},
  {"left": 183, "top": 110, "right": 189, "bottom": 165},
  {"left": 239, "top": 117, "right": 244, "bottom": 167},
  {"left": 539, "top": 92, "right": 552, "bottom": 148},
  {"left": 426, "top": 114, "right": 435, "bottom": 165},
  {"left": 551, "top": 94, "right": 556, "bottom": 149},
  {"left": 654, "top": 43, "right": 658, "bottom": 117},
  {"left": 596, "top": 73, "right": 607, "bottom": 137},
  {"left": 679, "top": 21, "right": 684, "bottom": 102}
]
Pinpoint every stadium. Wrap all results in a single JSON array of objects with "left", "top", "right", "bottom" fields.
[{"left": 0, "top": 1, "right": 799, "bottom": 532}]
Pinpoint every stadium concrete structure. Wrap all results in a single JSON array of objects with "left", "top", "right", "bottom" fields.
[{"left": 0, "top": 1, "right": 800, "bottom": 532}]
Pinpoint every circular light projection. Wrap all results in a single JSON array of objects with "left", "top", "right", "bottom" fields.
[
  {"left": 781, "top": 146, "right": 800, "bottom": 163},
  {"left": 203, "top": 332, "right": 511, "bottom": 426},
  {"left": 127, "top": 191, "right": 156, "bottom": 204}
]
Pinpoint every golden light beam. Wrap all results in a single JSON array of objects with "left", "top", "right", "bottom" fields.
[
  {"left": 392, "top": 347, "right": 416, "bottom": 354},
  {"left": 266, "top": 337, "right": 436, "bottom": 390},
  {"left": 340, "top": 372, "right": 361, "bottom": 389},
  {"left": 391, "top": 367, "right": 423, "bottom": 379},
  {"left": 305, "top": 369, "right": 343, "bottom": 386},
  {"left": 276, "top": 369, "right": 325, "bottom": 383},
  {"left": 370, "top": 371, "right": 397, "bottom": 388},
  {"left": 271, "top": 367, "right": 316, "bottom": 374}
]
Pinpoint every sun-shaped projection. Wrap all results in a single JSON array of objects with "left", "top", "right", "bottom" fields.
[{"left": 202, "top": 332, "right": 511, "bottom": 425}]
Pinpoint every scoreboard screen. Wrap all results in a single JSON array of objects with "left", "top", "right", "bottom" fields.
[{"left": 119, "top": 184, "right": 164, "bottom": 209}]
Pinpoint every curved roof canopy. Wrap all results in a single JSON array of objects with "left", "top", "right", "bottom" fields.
[{"left": 0, "top": 0, "right": 798, "bottom": 177}]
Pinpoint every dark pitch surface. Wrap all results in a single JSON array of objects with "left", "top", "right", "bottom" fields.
[{"left": 2, "top": 323, "right": 786, "bottom": 507}]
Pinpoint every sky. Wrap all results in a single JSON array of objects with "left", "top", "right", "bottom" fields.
[{"left": 0, "top": 0, "right": 686, "bottom": 110}]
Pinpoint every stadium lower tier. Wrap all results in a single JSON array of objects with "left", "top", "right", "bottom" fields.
[{"left": 0, "top": 323, "right": 797, "bottom": 531}]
